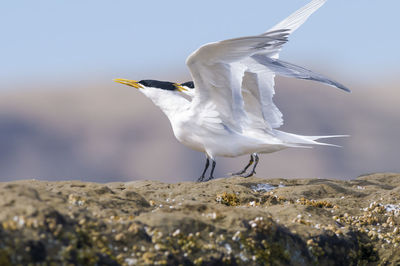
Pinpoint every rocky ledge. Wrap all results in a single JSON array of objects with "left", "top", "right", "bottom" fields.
[{"left": 0, "top": 173, "right": 399, "bottom": 265}]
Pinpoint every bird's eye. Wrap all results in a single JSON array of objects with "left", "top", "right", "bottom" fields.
[
  {"left": 181, "top": 81, "right": 194, "bottom": 89},
  {"left": 138, "top": 80, "right": 148, "bottom": 86}
]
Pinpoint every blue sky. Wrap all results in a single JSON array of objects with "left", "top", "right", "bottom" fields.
[{"left": 1, "top": 0, "right": 399, "bottom": 90}]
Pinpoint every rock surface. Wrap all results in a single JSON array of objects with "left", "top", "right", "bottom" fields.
[{"left": 1, "top": 173, "right": 400, "bottom": 265}]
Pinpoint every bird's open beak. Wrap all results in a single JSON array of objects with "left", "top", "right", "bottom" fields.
[
  {"left": 113, "top": 78, "right": 143, "bottom": 89},
  {"left": 173, "top": 83, "right": 188, "bottom": 92}
]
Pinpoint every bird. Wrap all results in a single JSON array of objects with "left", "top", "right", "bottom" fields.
[{"left": 114, "top": 0, "right": 349, "bottom": 182}]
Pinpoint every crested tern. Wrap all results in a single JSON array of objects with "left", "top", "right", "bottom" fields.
[{"left": 114, "top": 0, "right": 350, "bottom": 182}]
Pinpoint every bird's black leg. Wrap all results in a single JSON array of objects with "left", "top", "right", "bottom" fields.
[
  {"left": 205, "top": 160, "right": 216, "bottom": 181},
  {"left": 197, "top": 157, "right": 210, "bottom": 182},
  {"left": 231, "top": 154, "right": 254, "bottom": 176},
  {"left": 241, "top": 153, "right": 259, "bottom": 178}
]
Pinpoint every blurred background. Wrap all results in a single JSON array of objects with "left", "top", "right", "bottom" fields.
[{"left": 1, "top": 0, "right": 399, "bottom": 183}]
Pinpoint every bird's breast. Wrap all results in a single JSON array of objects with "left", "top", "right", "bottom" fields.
[{"left": 170, "top": 117, "right": 206, "bottom": 153}]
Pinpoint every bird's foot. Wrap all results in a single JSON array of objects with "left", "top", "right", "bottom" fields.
[
  {"left": 204, "top": 175, "right": 215, "bottom": 182},
  {"left": 229, "top": 170, "right": 246, "bottom": 176},
  {"left": 197, "top": 176, "right": 205, "bottom": 182},
  {"left": 240, "top": 171, "right": 256, "bottom": 178}
]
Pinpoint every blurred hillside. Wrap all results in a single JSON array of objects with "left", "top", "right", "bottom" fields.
[
  {"left": 1, "top": 76, "right": 399, "bottom": 183},
  {"left": 2, "top": 1, "right": 400, "bottom": 182}
]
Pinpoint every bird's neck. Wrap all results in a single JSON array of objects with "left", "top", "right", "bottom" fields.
[{"left": 141, "top": 88, "right": 190, "bottom": 120}]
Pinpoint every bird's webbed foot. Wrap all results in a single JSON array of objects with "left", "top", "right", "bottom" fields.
[
  {"left": 238, "top": 153, "right": 259, "bottom": 178},
  {"left": 204, "top": 175, "right": 215, "bottom": 182},
  {"left": 230, "top": 154, "right": 254, "bottom": 176},
  {"left": 240, "top": 170, "right": 256, "bottom": 178},
  {"left": 197, "top": 175, "right": 205, "bottom": 182},
  {"left": 230, "top": 169, "right": 247, "bottom": 176}
]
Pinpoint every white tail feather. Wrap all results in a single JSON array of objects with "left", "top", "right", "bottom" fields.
[{"left": 273, "top": 130, "right": 347, "bottom": 148}]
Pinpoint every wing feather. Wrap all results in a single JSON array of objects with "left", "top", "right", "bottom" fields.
[
  {"left": 252, "top": 55, "right": 350, "bottom": 92},
  {"left": 186, "top": 32, "right": 291, "bottom": 132},
  {"left": 185, "top": 0, "right": 345, "bottom": 134},
  {"left": 269, "top": 0, "right": 327, "bottom": 34},
  {"left": 240, "top": 0, "right": 328, "bottom": 129}
]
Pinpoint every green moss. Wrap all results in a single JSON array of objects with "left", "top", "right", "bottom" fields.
[
  {"left": 0, "top": 249, "right": 11, "bottom": 266},
  {"left": 216, "top": 192, "right": 240, "bottom": 206},
  {"left": 357, "top": 236, "right": 379, "bottom": 263},
  {"left": 241, "top": 235, "right": 290, "bottom": 265}
]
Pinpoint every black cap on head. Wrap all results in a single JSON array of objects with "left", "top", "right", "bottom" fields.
[
  {"left": 138, "top": 80, "right": 177, "bottom": 91},
  {"left": 181, "top": 81, "right": 195, "bottom": 89}
]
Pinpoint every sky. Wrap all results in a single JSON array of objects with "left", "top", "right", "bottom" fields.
[
  {"left": 1, "top": 0, "right": 400, "bottom": 90},
  {"left": 1, "top": 1, "right": 400, "bottom": 182}
]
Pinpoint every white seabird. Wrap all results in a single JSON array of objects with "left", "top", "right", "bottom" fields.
[{"left": 114, "top": 0, "right": 349, "bottom": 181}]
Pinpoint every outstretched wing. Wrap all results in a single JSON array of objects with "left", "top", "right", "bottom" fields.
[
  {"left": 241, "top": 0, "right": 336, "bottom": 130},
  {"left": 265, "top": 0, "right": 327, "bottom": 59},
  {"left": 241, "top": 62, "right": 283, "bottom": 129},
  {"left": 186, "top": 31, "right": 289, "bottom": 132},
  {"left": 185, "top": 0, "right": 348, "bottom": 133}
]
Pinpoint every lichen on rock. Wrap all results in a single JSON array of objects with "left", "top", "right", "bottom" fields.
[{"left": 0, "top": 173, "right": 399, "bottom": 265}]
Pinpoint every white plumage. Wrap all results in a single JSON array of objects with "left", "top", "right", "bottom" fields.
[{"left": 114, "top": 0, "right": 349, "bottom": 181}]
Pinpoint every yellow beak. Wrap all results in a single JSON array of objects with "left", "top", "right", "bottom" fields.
[
  {"left": 173, "top": 83, "right": 188, "bottom": 92},
  {"left": 113, "top": 78, "right": 143, "bottom": 89}
]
